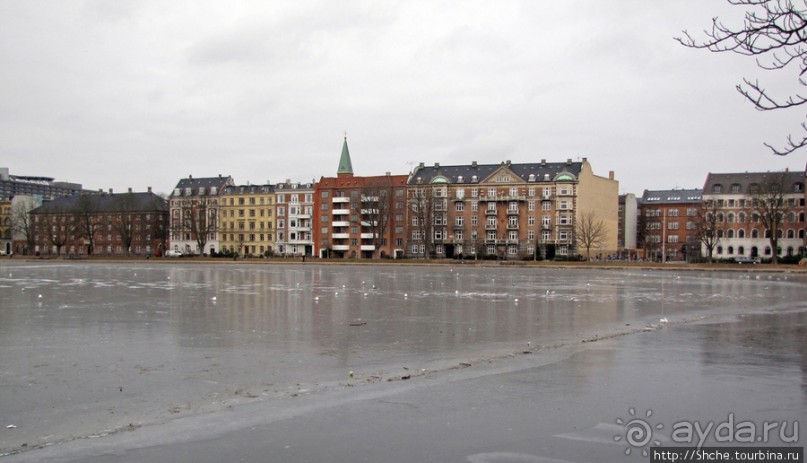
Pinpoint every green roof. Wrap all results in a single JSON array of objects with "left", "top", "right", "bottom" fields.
[{"left": 337, "top": 137, "right": 354, "bottom": 175}]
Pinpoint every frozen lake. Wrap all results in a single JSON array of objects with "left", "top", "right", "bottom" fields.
[{"left": 0, "top": 262, "right": 805, "bottom": 460}]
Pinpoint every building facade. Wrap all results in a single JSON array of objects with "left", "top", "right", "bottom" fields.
[
  {"left": 314, "top": 138, "right": 409, "bottom": 258},
  {"left": 618, "top": 193, "right": 638, "bottom": 259},
  {"left": 405, "top": 158, "right": 618, "bottom": 260},
  {"left": 168, "top": 175, "right": 234, "bottom": 255},
  {"left": 275, "top": 181, "right": 315, "bottom": 257},
  {"left": 219, "top": 184, "right": 276, "bottom": 257},
  {"left": 702, "top": 171, "right": 805, "bottom": 261},
  {"left": 29, "top": 190, "right": 168, "bottom": 256},
  {"left": 639, "top": 189, "right": 703, "bottom": 262},
  {"left": 0, "top": 167, "right": 85, "bottom": 201}
]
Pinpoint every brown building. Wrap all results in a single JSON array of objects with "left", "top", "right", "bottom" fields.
[
  {"left": 639, "top": 189, "right": 703, "bottom": 262},
  {"left": 405, "top": 158, "right": 618, "bottom": 260},
  {"left": 314, "top": 137, "right": 409, "bottom": 258},
  {"left": 30, "top": 189, "right": 168, "bottom": 257}
]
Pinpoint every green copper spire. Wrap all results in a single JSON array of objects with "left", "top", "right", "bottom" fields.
[{"left": 337, "top": 134, "right": 354, "bottom": 176}]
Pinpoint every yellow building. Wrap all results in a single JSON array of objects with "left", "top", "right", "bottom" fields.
[{"left": 219, "top": 184, "right": 276, "bottom": 257}]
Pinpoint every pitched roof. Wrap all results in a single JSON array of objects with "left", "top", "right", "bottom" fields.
[
  {"left": 406, "top": 160, "right": 583, "bottom": 185},
  {"left": 641, "top": 188, "right": 703, "bottom": 204},
  {"left": 171, "top": 176, "right": 234, "bottom": 196},
  {"left": 703, "top": 171, "right": 805, "bottom": 195},
  {"left": 31, "top": 192, "right": 168, "bottom": 214}
]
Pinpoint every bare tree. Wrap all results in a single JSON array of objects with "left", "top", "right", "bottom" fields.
[
  {"left": 176, "top": 199, "right": 217, "bottom": 255},
  {"left": 677, "top": 0, "right": 807, "bottom": 155},
  {"left": 112, "top": 193, "right": 140, "bottom": 256},
  {"left": 40, "top": 205, "right": 72, "bottom": 256},
  {"left": 360, "top": 181, "right": 393, "bottom": 258},
  {"left": 73, "top": 195, "right": 99, "bottom": 256},
  {"left": 575, "top": 211, "right": 608, "bottom": 261},
  {"left": 750, "top": 172, "right": 791, "bottom": 264},
  {"left": 11, "top": 200, "right": 36, "bottom": 255},
  {"left": 695, "top": 200, "right": 725, "bottom": 264},
  {"left": 408, "top": 186, "right": 436, "bottom": 259}
]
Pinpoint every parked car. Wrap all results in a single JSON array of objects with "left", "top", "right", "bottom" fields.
[
  {"left": 735, "top": 256, "right": 760, "bottom": 264},
  {"left": 165, "top": 250, "right": 183, "bottom": 257}
]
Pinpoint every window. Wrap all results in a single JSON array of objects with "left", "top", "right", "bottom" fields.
[
  {"left": 471, "top": 201, "right": 478, "bottom": 212},
  {"left": 455, "top": 202, "right": 464, "bottom": 212},
  {"left": 471, "top": 215, "right": 478, "bottom": 226},
  {"left": 528, "top": 201, "right": 535, "bottom": 211},
  {"left": 712, "top": 184, "right": 722, "bottom": 193},
  {"left": 455, "top": 216, "right": 464, "bottom": 226},
  {"left": 542, "top": 202, "right": 551, "bottom": 211},
  {"left": 528, "top": 216, "right": 536, "bottom": 226}
]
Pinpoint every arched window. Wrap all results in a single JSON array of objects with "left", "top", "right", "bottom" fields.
[
  {"left": 764, "top": 246, "right": 772, "bottom": 256},
  {"left": 800, "top": 229, "right": 805, "bottom": 239},
  {"left": 787, "top": 229, "right": 795, "bottom": 239},
  {"left": 738, "top": 212, "right": 746, "bottom": 223},
  {"left": 727, "top": 213, "right": 735, "bottom": 223},
  {"left": 717, "top": 229, "right": 724, "bottom": 238},
  {"left": 738, "top": 246, "right": 745, "bottom": 255},
  {"left": 787, "top": 247, "right": 794, "bottom": 256},
  {"left": 738, "top": 229, "right": 746, "bottom": 238},
  {"left": 717, "top": 213, "right": 724, "bottom": 223},
  {"left": 717, "top": 246, "right": 723, "bottom": 255},
  {"left": 728, "top": 246, "right": 734, "bottom": 254},
  {"left": 727, "top": 229, "right": 735, "bottom": 238},
  {"left": 776, "top": 229, "right": 783, "bottom": 239},
  {"left": 751, "top": 229, "right": 759, "bottom": 238}
]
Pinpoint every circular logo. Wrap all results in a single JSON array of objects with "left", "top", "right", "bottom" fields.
[{"left": 614, "top": 407, "right": 663, "bottom": 457}]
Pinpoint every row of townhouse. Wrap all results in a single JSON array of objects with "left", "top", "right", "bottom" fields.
[
  {"left": 619, "top": 169, "right": 807, "bottom": 262},
  {"left": 165, "top": 137, "right": 621, "bottom": 260}
]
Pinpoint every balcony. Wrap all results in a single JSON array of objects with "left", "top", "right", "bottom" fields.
[
  {"left": 485, "top": 209, "right": 498, "bottom": 216},
  {"left": 295, "top": 213, "right": 311, "bottom": 219},
  {"left": 360, "top": 233, "right": 376, "bottom": 239},
  {"left": 360, "top": 209, "right": 378, "bottom": 215},
  {"left": 360, "top": 221, "right": 378, "bottom": 227},
  {"left": 542, "top": 194, "right": 553, "bottom": 201},
  {"left": 332, "top": 221, "right": 350, "bottom": 227},
  {"left": 506, "top": 223, "right": 519, "bottom": 230},
  {"left": 332, "top": 197, "right": 350, "bottom": 204},
  {"left": 453, "top": 223, "right": 464, "bottom": 230},
  {"left": 360, "top": 245, "right": 376, "bottom": 251},
  {"left": 485, "top": 224, "right": 498, "bottom": 230},
  {"left": 332, "top": 209, "right": 350, "bottom": 215},
  {"left": 506, "top": 209, "right": 519, "bottom": 215},
  {"left": 332, "top": 245, "right": 350, "bottom": 251},
  {"left": 332, "top": 233, "right": 350, "bottom": 239}
]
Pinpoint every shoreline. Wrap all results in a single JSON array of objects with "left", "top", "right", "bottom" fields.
[{"left": 3, "top": 255, "right": 806, "bottom": 273}]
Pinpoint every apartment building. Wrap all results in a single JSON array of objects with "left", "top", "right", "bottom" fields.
[
  {"left": 274, "top": 181, "right": 315, "bottom": 257},
  {"left": 219, "top": 184, "right": 275, "bottom": 257},
  {"left": 639, "top": 189, "right": 703, "bottom": 262},
  {"left": 405, "top": 158, "right": 618, "bottom": 260},
  {"left": 168, "top": 175, "right": 234, "bottom": 255},
  {"left": 702, "top": 170, "right": 806, "bottom": 261},
  {"left": 29, "top": 190, "right": 168, "bottom": 256},
  {"left": 0, "top": 167, "right": 84, "bottom": 201},
  {"left": 314, "top": 137, "right": 409, "bottom": 258}
]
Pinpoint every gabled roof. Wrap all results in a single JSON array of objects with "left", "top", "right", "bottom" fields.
[
  {"left": 406, "top": 160, "right": 582, "bottom": 185},
  {"left": 31, "top": 192, "right": 168, "bottom": 214}
]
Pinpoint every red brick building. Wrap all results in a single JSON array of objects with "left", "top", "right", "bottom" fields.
[
  {"left": 30, "top": 189, "right": 168, "bottom": 257},
  {"left": 639, "top": 189, "right": 703, "bottom": 262},
  {"left": 313, "top": 137, "right": 408, "bottom": 258}
]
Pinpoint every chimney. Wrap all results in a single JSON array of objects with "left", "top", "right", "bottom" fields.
[
  {"left": 128, "top": 187, "right": 133, "bottom": 193},
  {"left": 147, "top": 186, "right": 152, "bottom": 193},
  {"left": 189, "top": 174, "right": 193, "bottom": 180},
  {"left": 540, "top": 159, "right": 546, "bottom": 166},
  {"left": 609, "top": 171, "right": 615, "bottom": 180},
  {"left": 98, "top": 189, "right": 103, "bottom": 193},
  {"left": 472, "top": 161, "right": 478, "bottom": 168},
  {"left": 582, "top": 157, "right": 587, "bottom": 163},
  {"left": 566, "top": 158, "right": 572, "bottom": 165},
  {"left": 385, "top": 172, "right": 391, "bottom": 176},
  {"left": 506, "top": 160, "right": 511, "bottom": 166},
  {"left": 218, "top": 174, "right": 222, "bottom": 179},
  {"left": 419, "top": 162, "right": 425, "bottom": 168},
  {"left": 434, "top": 162, "right": 440, "bottom": 168}
]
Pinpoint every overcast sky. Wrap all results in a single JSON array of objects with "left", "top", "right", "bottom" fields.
[{"left": 2, "top": 0, "right": 805, "bottom": 196}]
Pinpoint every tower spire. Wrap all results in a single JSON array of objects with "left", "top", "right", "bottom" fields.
[{"left": 337, "top": 133, "right": 354, "bottom": 177}]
